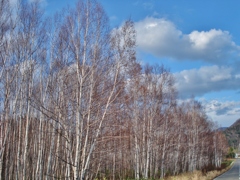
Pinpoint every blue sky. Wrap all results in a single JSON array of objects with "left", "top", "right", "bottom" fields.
[{"left": 40, "top": 0, "right": 240, "bottom": 127}]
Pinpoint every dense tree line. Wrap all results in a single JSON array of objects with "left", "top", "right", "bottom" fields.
[{"left": 0, "top": 0, "right": 228, "bottom": 179}]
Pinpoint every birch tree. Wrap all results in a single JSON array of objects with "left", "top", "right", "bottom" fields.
[{"left": 0, "top": 0, "right": 229, "bottom": 179}]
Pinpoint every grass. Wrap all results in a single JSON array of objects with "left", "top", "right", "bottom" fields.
[
  {"left": 95, "top": 159, "right": 234, "bottom": 180},
  {"left": 163, "top": 170, "right": 225, "bottom": 180},
  {"left": 163, "top": 159, "right": 234, "bottom": 180}
]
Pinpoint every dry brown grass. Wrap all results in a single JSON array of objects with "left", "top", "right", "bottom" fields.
[{"left": 164, "top": 162, "right": 233, "bottom": 180}]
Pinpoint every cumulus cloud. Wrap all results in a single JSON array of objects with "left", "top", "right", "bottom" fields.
[
  {"left": 133, "top": 17, "right": 240, "bottom": 126},
  {"left": 205, "top": 100, "right": 240, "bottom": 115},
  {"left": 135, "top": 17, "right": 240, "bottom": 63},
  {"left": 174, "top": 65, "right": 240, "bottom": 98},
  {"left": 201, "top": 99, "right": 240, "bottom": 126}
]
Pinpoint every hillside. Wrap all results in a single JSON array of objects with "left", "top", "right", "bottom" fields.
[{"left": 224, "top": 118, "right": 240, "bottom": 148}]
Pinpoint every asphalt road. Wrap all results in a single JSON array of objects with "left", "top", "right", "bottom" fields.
[{"left": 214, "top": 159, "right": 240, "bottom": 180}]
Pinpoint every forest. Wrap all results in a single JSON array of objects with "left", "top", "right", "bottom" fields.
[{"left": 0, "top": 0, "right": 228, "bottom": 179}]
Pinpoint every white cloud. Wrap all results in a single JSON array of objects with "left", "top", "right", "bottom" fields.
[
  {"left": 135, "top": 17, "right": 240, "bottom": 63},
  {"left": 177, "top": 98, "right": 240, "bottom": 127},
  {"left": 202, "top": 99, "right": 240, "bottom": 127},
  {"left": 174, "top": 65, "right": 240, "bottom": 98},
  {"left": 133, "top": 17, "right": 240, "bottom": 126},
  {"left": 205, "top": 100, "right": 239, "bottom": 115},
  {"left": 189, "top": 30, "right": 232, "bottom": 50}
]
